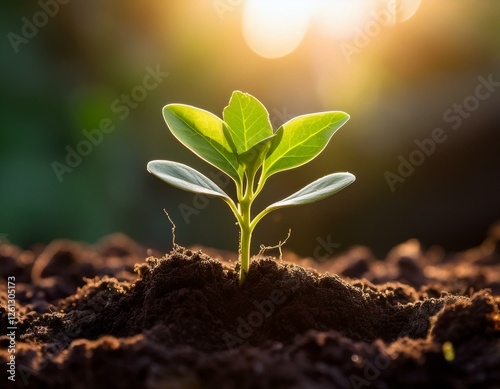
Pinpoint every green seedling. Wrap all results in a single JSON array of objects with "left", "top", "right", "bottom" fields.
[{"left": 147, "top": 91, "right": 355, "bottom": 285}]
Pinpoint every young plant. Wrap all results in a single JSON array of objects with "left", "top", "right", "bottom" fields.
[{"left": 147, "top": 91, "right": 355, "bottom": 285}]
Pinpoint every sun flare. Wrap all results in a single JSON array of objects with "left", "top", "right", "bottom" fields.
[
  {"left": 242, "top": 0, "right": 314, "bottom": 59},
  {"left": 242, "top": 0, "right": 422, "bottom": 58}
]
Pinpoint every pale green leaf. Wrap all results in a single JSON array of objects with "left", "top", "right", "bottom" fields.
[
  {"left": 163, "top": 104, "right": 242, "bottom": 183},
  {"left": 264, "top": 172, "right": 355, "bottom": 212},
  {"left": 223, "top": 91, "right": 273, "bottom": 154},
  {"left": 263, "top": 112, "right": 350, "bottom": 179},
  {"left": 147, "top": 160, "right": 231, "bottom": 200}
]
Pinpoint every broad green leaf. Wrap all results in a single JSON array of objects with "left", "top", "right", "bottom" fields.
[
  {"left": 262, "top": 112, "right": 350, "bottom": 179},
  {"left": 163, "top": 104, "right": 242, "bottom": 183},
  {"left": 147, "top": 160, "right": 231, "bottom": 201},
  {"left": 223, "top": 91, "right": 273, "bottom": 154},
  {"left": 264, "top": 172, "right": 355, "bottom": 212}
]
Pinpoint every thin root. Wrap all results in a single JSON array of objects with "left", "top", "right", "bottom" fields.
[
  {"left": 258, "top": 229, "right": 291, "bottom": 261},
  {"left": 163, "top": 209, "right": 179, "bottom": 250}
]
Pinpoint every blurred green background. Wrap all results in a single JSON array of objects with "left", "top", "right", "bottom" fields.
[{"left": 1, "top": 0, "right": 499, "bottom": 258}]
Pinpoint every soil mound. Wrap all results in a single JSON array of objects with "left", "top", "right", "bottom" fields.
[{"left": 1, "top": 230, "right": 500, "bottom": 388}]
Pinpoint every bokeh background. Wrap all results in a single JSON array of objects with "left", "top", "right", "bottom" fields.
[{"left": 1, "top": 0, "right": 499, "bottom": 259}]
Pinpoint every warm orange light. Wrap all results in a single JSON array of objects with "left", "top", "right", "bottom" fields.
[{"left": 316, "top": 0, "right": 372, "bottom": 38}]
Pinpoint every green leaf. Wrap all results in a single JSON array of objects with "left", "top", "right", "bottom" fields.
[
  {"left": 163, "top": 104, "right": 242, "bottom": 183},
  {"left": 236, "top": 134, "right": 275, "bottom": 178},
  {"left": 223, "top": 91, "right": 273, "bottom": 154},
  {"left": 264, "top": 172, "right": 355, "bottom": 212},
  {"left": 147, "top": 160, "right": 231, "bottom": 201},
  {"left": 262, "top": 112, "right": 350, "bottom": 179}
]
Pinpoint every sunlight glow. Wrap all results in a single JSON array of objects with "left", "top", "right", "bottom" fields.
[
  {"left": 242, "top": 0, "right": 313, "bottom": 59},
  {"left": 316, "top": 0, "right": 372, "bottom": 38},
  {"left": 242, "top": 0, "right": 422, "bottom": 58}
]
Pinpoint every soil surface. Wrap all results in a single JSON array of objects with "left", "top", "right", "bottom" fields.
[{"left": 1, "top": 229, "right": 500, "bottom": 389}]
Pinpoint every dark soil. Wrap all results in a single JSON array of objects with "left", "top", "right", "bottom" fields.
[{"left": 1, "top": 229, "right": 500, "bottom": 389}]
